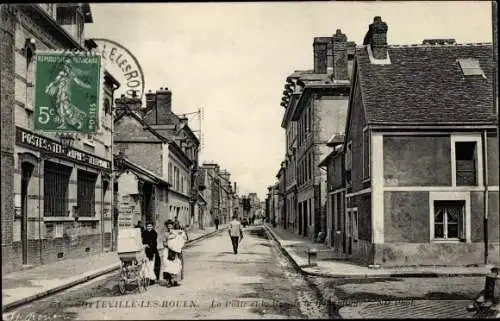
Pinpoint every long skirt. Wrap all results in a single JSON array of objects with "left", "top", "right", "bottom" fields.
[{"left": 163, "top": 248, "right": 182, "bottom": 282}]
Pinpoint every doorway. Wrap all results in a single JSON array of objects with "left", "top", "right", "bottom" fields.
[
  {"left": 303, "top": 202, "right": 308, "bottom": 237},
  {"left": 346, "top": 211, "right": 352, "bottom": 255},
  {"left": 330, "top": 194, "right": 335, "bottom": 247},
  {"left": 298, "top": 202, "right": 302, "bottom": 235},
  {"left": 21, "top": 162, "right": 34, "bottom": 265}
]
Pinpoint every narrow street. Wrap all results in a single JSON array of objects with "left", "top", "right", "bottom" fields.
[{"left": 3, "top": 227, "right": 328, "bottom": 320}]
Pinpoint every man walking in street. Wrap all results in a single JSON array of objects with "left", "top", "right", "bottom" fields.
[
  {"left": 228, "top": 215, "right": 243, "bottom": 254},
  {"left": 214, "top": 216, "right": 220, "bottom": 230}
]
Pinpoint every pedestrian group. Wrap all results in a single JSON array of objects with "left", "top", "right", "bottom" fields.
[{"left": 137, "top": 215, "right": 245, "bottom": 287}]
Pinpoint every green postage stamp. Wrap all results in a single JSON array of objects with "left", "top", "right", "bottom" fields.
[{"left": 34, "top": 51, "right": 102, "bottom": 133}]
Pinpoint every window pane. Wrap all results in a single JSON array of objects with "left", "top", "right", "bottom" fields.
[
  {"left": 447, "top": 207, "right": 460, "bottom": 223},
  {"left": 434, "top": 208, "right": 444, "bottom": 223},
  {"left": 435, "top": 223, "right": 444, "bottom": 238},
  {"left": 448, "top": 223, "right": 459, "bottom": 238}
]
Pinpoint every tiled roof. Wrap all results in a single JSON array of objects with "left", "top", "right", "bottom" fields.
[{"left": 357, "top": 43, "right": 496, "bottom": 125}]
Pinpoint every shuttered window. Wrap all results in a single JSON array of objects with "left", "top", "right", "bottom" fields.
[
  {"left": 77, "top": 170, "right": 97, "bottom": 217},
  {"left": 455, "top": 142, "right": 477, "bottom": 186},
  {"left": 43, "top": 162, "right": 71, "bottom": 217}
]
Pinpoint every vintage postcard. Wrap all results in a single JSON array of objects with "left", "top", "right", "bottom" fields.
[{"left": 1, "top": 1, "right": 498, "bottom": 320}]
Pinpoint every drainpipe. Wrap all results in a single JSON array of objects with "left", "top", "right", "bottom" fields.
[
  {"left": 38, "top": 155, "right": 43, "bottom": 265},
  {"left": 482, "top": 130, "right": 489, "bottom": 265}
]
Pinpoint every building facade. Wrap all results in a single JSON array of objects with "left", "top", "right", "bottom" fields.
[
  {"left": 288, "top": 31, "right": 354, "bottom": 241},
  {"left": 278, "top": 30, "right": 354, "bottom": 240},
  {"left": 280, "top": 72, "right": 300, "bottom": 233},
  {"left": 343, "top": 16, "right": 499, "bottom": 266},
  {"left": 1, "top": 4, "right": 120, "bottom": 273},
  {"left": 276, "top": 164, "right": 286, "bottom": 228},
  {"left": 113, "top": 100, "right": 172, "bottom": 238},
  {"left": 143, "top": 87, "right": 200, "bottom": 228},
  {"left": 319, "top": 134, "right": 346, "bottom": 255}
]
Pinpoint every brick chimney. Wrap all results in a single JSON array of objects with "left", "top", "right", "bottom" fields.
[
  {"left": 145, "top": 90, "right": 156, "bottom": 111},
  {"left": 154, "top": 87, "right": 172, "bottom": 125},
  {"left": 326, "top": 40, "right": 334, "bottom": 75},
  {"left": 313, "top": 37, "right": 329, "bottom": 73},
  {"left": 332, "top": 29, "right": 349, "bottom": 80},
  {"left": 363, "top": 16, "right": 389, "bottom": 60}
]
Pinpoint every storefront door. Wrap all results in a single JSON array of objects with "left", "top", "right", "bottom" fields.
[{"left": 21, "top": 162, "right": 34, "bottom": 264}]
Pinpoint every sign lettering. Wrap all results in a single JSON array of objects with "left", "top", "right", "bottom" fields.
[{"left": 16, "top": 128, "right": 111, "bottom": 170}]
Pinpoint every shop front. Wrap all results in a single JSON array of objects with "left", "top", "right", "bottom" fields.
[{"left": 13, "top": 127, "right": 113, "bottom": 266}]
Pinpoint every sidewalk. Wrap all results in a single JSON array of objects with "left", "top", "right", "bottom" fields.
[
  {"left": 265, "top": 225, "right": 499, "bottom": 319},
  {"left": 266, "top": 225, "right": 492, "bottom": 278},
  {"left": 2, "top": 226, "right": 225, "bottom": 312}
]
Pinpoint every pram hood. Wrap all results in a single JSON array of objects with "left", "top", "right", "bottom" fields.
[{"left": 166, "top": 234, "right": 185, "bottom": 253}]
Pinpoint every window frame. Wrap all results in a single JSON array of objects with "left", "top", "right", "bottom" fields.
[
  {"left": 77, "top": 169, "right": 98, "bottom": 217},
  {"left": 429, "top": 191, "right": 470, "bottom": 243},
  {"left": 450, "top": 135, "right": 483, "bottom": 187}
]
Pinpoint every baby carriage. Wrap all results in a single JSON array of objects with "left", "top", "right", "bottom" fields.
[{"left": 117, "top": 228, "right": 149, "bottom": 294}]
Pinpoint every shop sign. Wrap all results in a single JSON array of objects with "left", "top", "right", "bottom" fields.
[
  {"left": 16, "top": 128, "right": 111, "bottom": 170},
  {"left": 118, "top": 206, "right": 134, "bottom": 228},
  {"left": 34, "top": 51, "right": 102, "bottom": 133},
  {"left": 92, "top": 38, "right": 145, "bottom": 100}
]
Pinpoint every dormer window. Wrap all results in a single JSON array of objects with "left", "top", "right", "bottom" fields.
[{"left": 457, "top": 58, "right": 486, "bottom": 78}]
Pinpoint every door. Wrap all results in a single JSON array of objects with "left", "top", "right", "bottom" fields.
[
  {"left": 303, "top": 202, "right": 308, "bottom": 237},
  {"left": 21, "top": 163, "right": 34, "bottom": 265},
  {"left": 330, "top": 194, "right": 335, "bottom": 247},
  {"left": 298, "top": 202, "right": 302, "bottom": 235},
  {"left": 102, "top": 180, "right": 110, "bottom": 251},
  {"left": 347, "top": 210, "right": 353, "bottom": 255}
]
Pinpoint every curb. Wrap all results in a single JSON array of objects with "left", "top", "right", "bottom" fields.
[
  {"left": 264, "top": 226, "right": 488, "bottom": 278},
  {"left": 2, "top": 264, "right": 120, "bottom": 313},
  {"left": 264, "top": 225, "right": 490, "bottom": 319},
  {"left": 263, "top": 225, "right": 342, "bottom": 318},
  {"left": 2, "top": 228, "right": 225, "bottom": 313}
]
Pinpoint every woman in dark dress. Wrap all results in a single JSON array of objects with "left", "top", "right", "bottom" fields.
[{"left": 141, "top": 222, "right": 160, "bottom": 283}]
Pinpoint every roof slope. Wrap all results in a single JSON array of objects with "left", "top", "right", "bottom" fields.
[{"left": 356, "top": 43, "right": 496, "bottom": 125}]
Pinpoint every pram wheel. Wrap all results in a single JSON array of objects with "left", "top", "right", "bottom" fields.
[
  {"left": 137, "top": 278, "right": 147, "bottom": 293},
  {"left": 118, "top": 279, "right": 126, "bottom": 294}
]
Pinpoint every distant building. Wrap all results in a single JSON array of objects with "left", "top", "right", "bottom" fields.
[
  {"left": 143, "top": 88, "right": 200, "bottom": 228},
  {"left": 288, "top": 30, "right": 354, "bottom": 240}
]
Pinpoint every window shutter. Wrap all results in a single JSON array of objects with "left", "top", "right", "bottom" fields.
[{"left": 458, "top": 205, "right": 465, "bottom": 241}]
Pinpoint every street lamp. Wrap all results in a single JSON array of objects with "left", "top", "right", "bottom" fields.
[{"left": 58, "top": 133, "right": 76, "bottom": 152}]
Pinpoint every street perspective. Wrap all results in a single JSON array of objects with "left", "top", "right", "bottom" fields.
[{"left": 1, "top": 2, "right": 500, "bottom": 320}]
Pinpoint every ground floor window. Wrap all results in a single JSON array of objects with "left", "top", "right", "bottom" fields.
[
  {"left": 434, "top": 200, "right": 465, "bottom": 240},
  {"left": 77, "top": 170, "right": 98, "bottom": 217},
  {"left": 44, "top": 161, "right": 72, "bottom": 217}
]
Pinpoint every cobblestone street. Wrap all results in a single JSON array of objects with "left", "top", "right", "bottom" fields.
[{"left": 3, "top": 227, "right": 327, "bottom": 320}]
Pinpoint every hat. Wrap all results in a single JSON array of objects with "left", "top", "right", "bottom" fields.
[{"left": 164, "top": 219, "right": 174, "bottom": 226}]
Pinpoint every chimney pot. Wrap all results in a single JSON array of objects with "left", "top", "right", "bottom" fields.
[
  {"left": 363, "top": 16, "right": 388, "bottom": 60},
  {"left": 313, "top": 37, "right": 329, "bottom": 74}
]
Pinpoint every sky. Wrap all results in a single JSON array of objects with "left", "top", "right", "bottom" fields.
[{"left": 85, "top": 1, "right": 493, "bottom": 200}]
